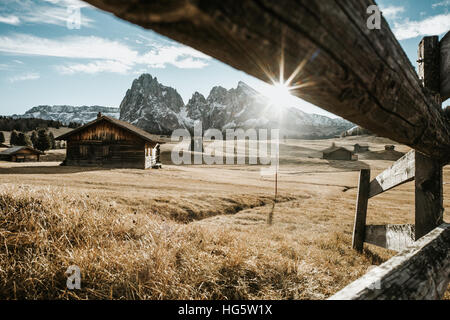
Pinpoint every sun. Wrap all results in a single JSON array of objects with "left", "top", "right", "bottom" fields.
[{"left": 265, "top": 81, "right": 295, "bottom": 113}]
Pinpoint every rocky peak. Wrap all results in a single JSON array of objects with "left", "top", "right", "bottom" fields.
[
  {"left": 236, "top": 81, "right": 258, "bottom": 96},
  {"left": 207, "top": 86, "right": 228, "bottom": 104},
  {"left": 119, "top": 74, "right": 185, "bottom": 134},
  {"left": 119, "top": 73, "right": 354, "bottom": 138},
  {"left": 185, "top": 92, "right": 208, "bottom": 120}
]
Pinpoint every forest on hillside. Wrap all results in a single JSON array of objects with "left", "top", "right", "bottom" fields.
[{"left": 0, "top": 117, "right": 81, "bottom": 132}]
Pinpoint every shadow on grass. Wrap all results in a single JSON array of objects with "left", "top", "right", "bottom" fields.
[
  {"left": 0, "top": 165, "right": 115, "bottom": 175},
  {"left": 326, "top": 160, "right": 370, "bottom": 171}
]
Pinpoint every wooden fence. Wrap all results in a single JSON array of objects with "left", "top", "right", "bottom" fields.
[{"left": 81, "top": 0, "right": 450, "bottom": 299}]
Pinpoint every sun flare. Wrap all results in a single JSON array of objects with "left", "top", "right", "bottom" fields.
[{"left": 265, "top": 81, "right": 295, "bottom": 115}]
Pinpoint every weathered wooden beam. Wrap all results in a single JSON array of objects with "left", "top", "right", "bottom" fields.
[
  {"left": 352, "top": 169, "right": 370, "bottom": 252},
  {"left": 368, "top": 150, "right": 415, "bottom": 198},
  {"left": 365, "top": 224, "right": 415, "bottom": 252},
  {"left": 441, "top": 31, "right": 450, "bottom": 101},
  {"left": 329, "top": 223, "right": 450, "bottom": 300},
  {"left": 415, "top": 37, "right": 444, "bottom": 241},
  {"left": 418, "top": 36, "right": 440, "bottom": 98},
  {"left": 82, "top": 0, "right": 450, "bottom": 163},
  {"left": 415, "top": 151, "right": 444, "bottom": 240}
]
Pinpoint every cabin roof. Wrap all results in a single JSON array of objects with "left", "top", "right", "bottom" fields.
[
  {"left": 55, "top": 115, "right": 165, "bottom": 144},
  {"left": 322, "top": 146, "right": 352, "bottom": 154},
  {"left": 0, "top": 146, "right": 43, "bottom": 155}
]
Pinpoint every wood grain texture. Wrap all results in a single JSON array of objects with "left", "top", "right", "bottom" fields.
[
  {"left": 352, "top": 169, "right": 370, "bottom": 252},
  {"left": 369, "top": 150, "right": 415, "bottom": 198},
  {"left": 415, "top": 151, "right": 444, "bottom": 240},
  {"left": 441, "top": 31, "right": 450, "bottom": 101},
  {"left": 365, "top": 224, "right": 415, "bottom": 252},
  {"left": 330, "top": 223, "right": 450, "bottom": 300},
  {"left": 415, "top": 38, "right": 444, "bottom": 241},
  {"left": 418, "top": 36, "right": 440, "bottom": 96},
  {"left": 82, "top": 0, "right": 450, "bottom": 163}
]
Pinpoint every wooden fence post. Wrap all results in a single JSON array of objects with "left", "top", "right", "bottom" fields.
[
  {"left": 416, "top": 36, "right": 444, "bottom": 240},
  {"left": 415, "top": 152, "right": 444, "bottom": 239},
  {"left": 352, "top": 169, "right": 370, "bottom": 252}
]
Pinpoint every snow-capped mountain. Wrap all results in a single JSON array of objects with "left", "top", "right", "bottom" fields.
[
  {"left": 14, "top": 74, "right": 353, "bottom": 138},
  {"left": 120, "top": 74, "right": 353, "bottom": 138},
  {"left": 13, "top": 105, "right": 119, "bottom": 124}
]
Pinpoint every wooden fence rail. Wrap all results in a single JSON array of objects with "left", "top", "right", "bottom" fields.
[{"left": 330, "top": 223, "right": 450, "bottom": 300}]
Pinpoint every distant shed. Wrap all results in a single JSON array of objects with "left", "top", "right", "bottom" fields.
[
  {"left": 354, "top": 143, "right": 369, "bottom": 153},
  {"left": 0, "top": 146, "right": 43, "bottom": 162},
  {"left": 56, "top": 113, "right": 164, "bottom": 169},
  {"left": 385, "top": 145, "right": 396, "bottom": 151},
  {"left": 322, "top": 146, "right": 354, "bottom": 161}
]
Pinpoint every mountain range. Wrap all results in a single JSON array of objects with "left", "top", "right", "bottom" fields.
[
  {"left": 14, "top": 105, "right": 120, "bottom": 124},
  {"left": 12, "top": 74, "right": 353, "bottom": 138}
]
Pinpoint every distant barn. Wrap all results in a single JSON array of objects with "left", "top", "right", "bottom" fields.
[
  {"left": 322, "top": 146, "right": 354, "bottom": 161},
  {"left": 56, "top": 113, "right": 163, "bottom": 169},
  {"left": 353, "top": 143, "right": 369, "bottom": 153},
  {"left": 0, "top": 146, "right": 43, "bottom": 162}
]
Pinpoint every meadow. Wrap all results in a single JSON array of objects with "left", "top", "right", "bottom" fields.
[{"left": 0, "top": 137, "right": 448, "bottom": 299}]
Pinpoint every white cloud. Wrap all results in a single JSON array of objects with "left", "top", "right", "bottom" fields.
[
  {"left": 0, "top": 0, "right": 93, "bottom": 28},
  {"left": 0, "top": 33, "right": 212, "bottom": 75},
  {"left": 9, "top": 72, "right": 40, "bottom": 83},
  {"left": 57, "top": 60, "right": 131, "bottom": 74},
  {"left": 393, "top": 13, "right": 450, "bottom": 40},
  {"left": 0, "top": 15, "right": 20, "bottom": 25},
  {"left": 380, "top": 6, "right": 405, "bottom": 20},
  {"left": 0, "top": 34, "right": 138, "bottom": 62},
  {"left": 138, "top": 45, "right": 211, "bottom": 68},
  {"left": 432, "top": 0, "right": 450, "bottom": 9}
]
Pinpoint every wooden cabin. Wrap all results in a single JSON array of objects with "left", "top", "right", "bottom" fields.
[
  {"left": 56, "top": 113, "right": 163, "bottom": 169},
  {"left": 0, "top": 146, "right": 43, "bottom": 162},
  {"left": 322, "top": 146, "right": 354, "bottom": 161},
  {"left": 0, "top": 143, "right": 9, "bottom": 148}
]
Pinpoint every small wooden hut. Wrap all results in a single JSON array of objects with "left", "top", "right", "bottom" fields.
[
  {"left": 322, "top": 146, "right": 354, "bottom": 161},
  {"left": 56, "top": 113, "right": 163, "bottom": 169},
  {"left": 0, "top": 146, "right": 43, "bottom": 162},
  {"left": 354, "top": 143, "right": 369, "bottom": 153}
]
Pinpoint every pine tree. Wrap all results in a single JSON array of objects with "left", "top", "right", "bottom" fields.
[
  {"left": 10, "top": 130, "right": 18, "bottom": 146},
  {"left": 34, "top": 129, "right": 51, "bottom": 152},
  {"left": 31, "top": 131, "right": 38, "bottom": 148},
  {"left": 17, "top": 132, "right": 32, "bottom": 146},
  {"left": 0, "top": 131, "right": 5, "bottom": 144}
]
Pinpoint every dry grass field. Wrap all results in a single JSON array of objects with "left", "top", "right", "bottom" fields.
[{"left": 0, "top": 136, "right": 448, "bottom": 299}]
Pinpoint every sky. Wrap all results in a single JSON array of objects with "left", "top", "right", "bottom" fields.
[{"left": 0, "top": 0, "right": 449, "bottom": 117}]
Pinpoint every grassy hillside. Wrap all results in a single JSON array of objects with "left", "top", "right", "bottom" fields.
[{"left": 0, "top": 137, "right": 448, "bottom": 299}]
